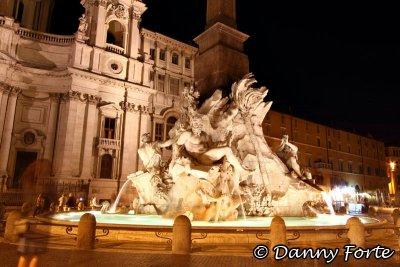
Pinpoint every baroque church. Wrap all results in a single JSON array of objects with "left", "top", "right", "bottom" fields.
[{"left": 0, "top": 0, "right": 250, "bottom": 201}]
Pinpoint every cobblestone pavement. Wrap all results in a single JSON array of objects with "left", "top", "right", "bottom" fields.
[{"left": 1, "top": 243, "right": 400, "bottom": 267}]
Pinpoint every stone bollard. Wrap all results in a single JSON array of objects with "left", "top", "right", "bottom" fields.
[
  {"left": 77, "top": 213, "right": 96, "bottom": 250},
  {"left": 4, "top": 211, "right": 22, "bottom": 243},
  {"left": 346, "top": 217, "right": 365, "bottom": 248},
  {"left": 172, "top": 215, "right": 191, "bottom": 254},
  {"left": 270, "top": 216, "right": 287, "bottom": 250},
  {"left": 396, "top": 217, "right": 400, "bottom": 248},
  {"left": 391, "top": 209, "right": 400, "bottom": 225}
]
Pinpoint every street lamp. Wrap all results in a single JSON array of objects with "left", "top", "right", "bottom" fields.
[{"left": 389, "top": 161, "right": 396, "bottom": 172}]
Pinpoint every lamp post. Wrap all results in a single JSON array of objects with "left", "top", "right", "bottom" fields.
[{"left": 389, "top": 161, "right": 398, "bottom": 205}]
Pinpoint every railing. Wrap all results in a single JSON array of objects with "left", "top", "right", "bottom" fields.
[
  {"left": 16, "top": 27, "right": 75, "bottom": 46},
  {"left": 105, "top": 43, "right": 125, "bottom": 55},
  {"left": 98, "top": 138, "right": 121, "bottom": 150},
  {"left": 314, "top": 162, "right": 332, "bottom": 169}
]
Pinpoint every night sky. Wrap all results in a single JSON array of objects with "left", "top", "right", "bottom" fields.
[{"left": 51, "top": 0, "right": 400, "bottom": 145}]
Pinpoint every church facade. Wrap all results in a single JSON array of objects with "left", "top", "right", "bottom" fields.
[
  {"left": 0, "top": 0, "right": 196, "bottom": 201},
  {"left": 0, "top": 0, "right": 392, "bottom": 203}
]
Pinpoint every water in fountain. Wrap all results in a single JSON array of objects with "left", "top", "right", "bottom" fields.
[
  {"left": 109, "top": 179, "right": 131, "bottom": 213},
  {"left": 321, "top": 192, "right": 335, "bottom": 215}
]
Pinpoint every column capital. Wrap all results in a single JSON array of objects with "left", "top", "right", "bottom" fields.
[
  {"left": 84, "top": 93, "right": 102, "bottom": 104},
  {"left": 131, "top": 0, "right": 147, "bottom": 20},
  {"left": 60, "top": 91, "right": 86, "bottom": 102},
  {"left": 0, "top": 82, "right": 22, "bottom": 95},
  {"left": 120, "top": 101, "right": 140, "bottom": 113}
]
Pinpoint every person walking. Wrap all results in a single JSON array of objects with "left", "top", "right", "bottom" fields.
[{"left": 65, "top": 193, "right": 76, "bottom": 211}]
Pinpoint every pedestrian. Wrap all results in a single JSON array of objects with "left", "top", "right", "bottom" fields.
[
  {"left": 58, "top": 194, "right": 67, "bottom": 212},
  {"left": 65, "top": 193, "right": 76, "bottom": 211},
  {"left": 33, "top": 194, "right": 44, "bottom": 217}
]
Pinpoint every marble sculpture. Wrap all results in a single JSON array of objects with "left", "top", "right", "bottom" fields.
[{"left": 127, "top": 74, "right": 328, "bottom": 221}]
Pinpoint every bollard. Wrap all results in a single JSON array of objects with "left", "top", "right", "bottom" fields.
[
  {"left": 270, "top": 216, "right": 287, "bottom": 250},
  {"left": 77, "top": 213, "right": 96, "bottom": 250},
  {"left": 396, "top": 217, "right": 400, "bottom": 249},
  {"left": 4, "top": 211, "right": 22, "bottom": 243},
  {"left": 392, "top": 209, "right": 400, "bottom": 225},
  {"left": 346, "top": 217, "right": 365, "bottom": 248},
  {"left": 172, "top": 215, "right": 191, "bottom": 254}
]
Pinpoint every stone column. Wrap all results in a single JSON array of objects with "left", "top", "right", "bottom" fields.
[
  {"left": 0, "top": 87, "right": 20, "bottom": 177},
  {"left": 154, "top": 42, "right": 160, "bottom": 66},
  {"left": 52, "top": 92, "right": 80, "bottom": 178},
  {"left": 166, "top": 47, "right": 171, "bottom": 69},
  {"left": 43, "top": 94, "right": 60, "bottom": 161},
  {"left": 120, "top": 102, "right": 140, "bottom": 178},
  {"left": 0, "top": 85, "right": 9, "bottom": 143},
  {"left": 129, "top": 1, "right": 147, "bottom": 59},
  {"left": 139, "top": 107, "right": 152, "bottom": 138},
  {"left": 80, "top": 95, "right": 100, "bottom": 179},
  {"left": 71, "top": 98, "right": 87, "bottom": 177}
]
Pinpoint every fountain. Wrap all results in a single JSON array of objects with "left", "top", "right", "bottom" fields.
[{"left": 45, "top": 75, "right": 384, "bottom": 246}]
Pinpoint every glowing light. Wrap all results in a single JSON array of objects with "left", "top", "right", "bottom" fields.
[{"left": 389, "top": 161, "right": 396, "bottom": 172}]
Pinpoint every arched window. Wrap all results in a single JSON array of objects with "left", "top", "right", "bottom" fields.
[
  {"left": 166, "top": 117, "right": 178, "bottom": 138},
  {"left": 100, "top": 154, "right": 113, "bottom": 179},
  {"left": 107, "top": 20, "right": 124, "bottom": 48},
  {"left": 171, "top": 53, "right": 179, "bottom": 65}
]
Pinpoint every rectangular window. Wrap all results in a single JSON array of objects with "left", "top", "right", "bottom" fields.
[
  {"left": 328, "top": 140, "right": 332, "bottom": 149},
  {"left": 155, "top": 123, "right": 164, "bottom": 141},
  {"left": 317, "top": 137, "right": 321, "bottom": 147},
  {"left": 348, "top": 145, "right": 351, "bottom": 153},
  {"left": 159, "top": 49, "right": 166, "bottom": 61},
  {"left": 185, "top": 58, "right": 191, "bottom": 69},
  {"left": 348, "top": 162, "right": 353, "bottom": 173},
  {"left": 149, "top": 71, "right": 154, "bottom": 82},
  {"left": 149, "top": 48, "right": 155, "bottom": 60},
  {"left": 157, "top": 74, "right": 165, "bottom": 92},
  {"left": 367, "top": 166, "right": 371, "bottom": 175},
  {"left": 280, "top": 127, "right": 286, "bottom": 136},
  {"left": 359, "top": 165, "right": 363, "bottom": 174},
  {"left": 172, "top": 53, "right": 179, "bottom": 65},
  {"left": 169, "top": 78, "right": 180, "bottom": 95},
  {"left": 103, "top": 117, "right": 116, "bottom": 139},
  {"left": 339, "top": 160, "right": 344, "bottom": 172}
]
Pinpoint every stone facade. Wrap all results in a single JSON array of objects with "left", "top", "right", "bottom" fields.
[
  {"left": 0, "top": 0, "right": 196, "bottom": 201},
  {"left": 264, "top": 110, "right": 389, "bottom": 196}
]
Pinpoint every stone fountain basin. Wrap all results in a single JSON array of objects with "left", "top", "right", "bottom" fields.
[
  {"left": 31, "top": 212, "right": 391, "bottom": 247},
  {"left": 47, "top": 211, "right": 380, "bottom": 229}
]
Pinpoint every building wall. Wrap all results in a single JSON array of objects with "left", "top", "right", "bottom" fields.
[
  {"left": 263, "top": 111, "right": 389, "bottom": 193},
  {"left": 0, "top": 0, "right": 197, "bottom": 201}
]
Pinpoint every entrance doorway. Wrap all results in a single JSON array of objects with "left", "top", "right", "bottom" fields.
[
  {"left": 100, "top": 154, "right": 113, "bottom": 179},
  {"left": 13, "top": 151, "right": 37, "bottom": 188}
]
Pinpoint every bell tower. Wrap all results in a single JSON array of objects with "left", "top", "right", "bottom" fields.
[
  {"left": 194, "top": 0, "right": 249, "bottom": 97},
  {"left": 79, "top": 0, "right": 147, "bottom": 59}
]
